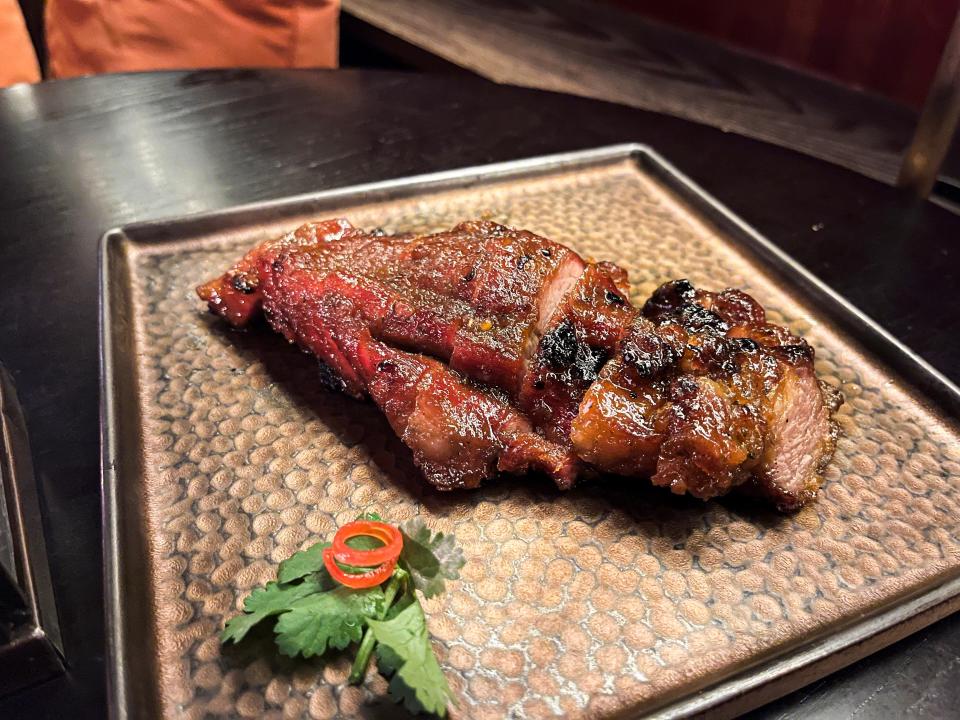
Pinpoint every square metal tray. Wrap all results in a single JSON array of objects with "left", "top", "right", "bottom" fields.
[{"left": 101, "top": 145, "right": 960, "bottom": 719}]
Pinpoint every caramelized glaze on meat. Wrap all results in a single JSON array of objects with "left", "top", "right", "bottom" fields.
[
  {"left": 572, "top": 279, "right": 840, "bottom": 509},
  {"left": 518, "top": 262, "right": 635, "bottom": 443},
  {"left": 198, "top": 221, "right": 841, "bottom": 508}
]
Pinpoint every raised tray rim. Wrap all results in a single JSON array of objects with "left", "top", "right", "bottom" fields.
[{"left": 99, "top": 143, "right": 960, "bottom": 719}]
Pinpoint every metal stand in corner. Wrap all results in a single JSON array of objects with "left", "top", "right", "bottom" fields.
[
  {"left": 898, "top": 10, "right": 960, "bottom": 199},
  {"left": 0, "top": 364, "right": 64, "bottom": 695}
]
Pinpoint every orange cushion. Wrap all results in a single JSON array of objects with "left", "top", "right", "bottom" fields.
[
  {"left": 0, "top": 0, "right": 41, "bottom": 87},
  {"left": 46, "top": 0, "right": 339, "bottom": 79}
]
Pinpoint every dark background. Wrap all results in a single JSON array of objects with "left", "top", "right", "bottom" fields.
[{"left": 604, "top": 0, "right": 960, "bottom": 108}]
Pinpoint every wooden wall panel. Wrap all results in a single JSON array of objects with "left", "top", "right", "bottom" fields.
[{"left": 604, "top": 0, "right": 960, "bottom": 107}]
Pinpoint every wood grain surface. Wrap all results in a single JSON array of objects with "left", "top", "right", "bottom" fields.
[
  {"left": 0, "top": 70, "right": 958, "bottom": 719},
  {"left": 342, "top": 0, "right": 960, "bottom": 186}
]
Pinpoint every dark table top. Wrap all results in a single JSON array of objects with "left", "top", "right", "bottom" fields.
[{"left": 0, "top": 69, "right": 958, "bottom": 719}]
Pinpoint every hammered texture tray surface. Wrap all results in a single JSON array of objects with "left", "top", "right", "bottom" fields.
[{"left": 121, "top": 160, "right": 960, "bottom": 719}]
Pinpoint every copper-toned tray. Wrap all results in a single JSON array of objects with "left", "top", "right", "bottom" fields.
[{"left": 101, "top": 145, "right": 960, "bottom": 720}]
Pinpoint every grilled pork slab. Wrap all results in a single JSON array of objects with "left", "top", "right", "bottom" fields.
[
  {"left": 571, "top": 280, "right": 841, "bottom": 510},
  {"left": 198, "top": 220, "right": 840, "bottom": 509}
]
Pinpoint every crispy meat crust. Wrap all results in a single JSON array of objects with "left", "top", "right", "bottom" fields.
[{"left": 198, "top": 222, "right": 840, "bottom": 507}]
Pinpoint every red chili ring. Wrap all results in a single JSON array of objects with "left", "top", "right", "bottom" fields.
[
  {"left": 323, "top": 547, "right": 396, "bottom": 589},
  {"left": 331, "top": 520, "right": 403, "bottom": 568}
]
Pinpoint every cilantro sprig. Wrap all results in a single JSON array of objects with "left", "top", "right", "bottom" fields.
[{"left": 221, "top": 514, "right": 464, "bottom": 716}]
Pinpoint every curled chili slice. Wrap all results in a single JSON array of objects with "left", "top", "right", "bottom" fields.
[
  {"left": 323, "top": 547, "right": 396, "bottom": 589},
  {"left": 331, "top": 520, "right": 403, "bottom": 568}
]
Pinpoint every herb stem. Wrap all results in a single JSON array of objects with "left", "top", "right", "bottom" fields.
[{"left": 348, "top": 571, "right": 404, "bottom": 684}]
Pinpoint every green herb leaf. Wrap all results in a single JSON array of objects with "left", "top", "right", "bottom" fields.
[
  {"left": 373, "top": 589, "right": 417, "bottom": 676},
  {"left": 369, "top": 601, "right": 454, "bottom": 716},
  {"left": 375, "top": 641, "right": 404, "bottom": 677},
  {"left": 274, "top": 586, "right": 384, "bottom": 658},
  {"left": 221, "top": 516, "right": 463, "bottom": 718},
  {"left": 277, "top": 542, "right": 332, "bottom": 585},
  {"left": 346, "top": 534, "right": 385, "bottom": 551},
  {"left": 385, "top": 588, "right": 416, "bottom": 620},
  {"left": 399, "top": 518, "right": 465, "bottom": 598},
  {"left": 357, "top": 511, "right": 382, "bottom": 522},
  {"left": 221, "top": 579, "right": 323, "bottom": 644}
]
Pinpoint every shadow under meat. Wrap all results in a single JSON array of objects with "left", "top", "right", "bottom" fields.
[{"left": 206, "top": 317, "right": 458, "bottom": 511}]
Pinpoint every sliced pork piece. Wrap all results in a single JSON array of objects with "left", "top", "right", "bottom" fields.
[
  {"left": 567, "top": 322, "right": 667, "bottom": 477},
  {"left": 213, "top": 253, "right": 579, "bottom": 490},
  {"left": 198, "top": 222, "right": 841, "bottom": 510},
  {"left": 518, "top": 262, "right": 635, "bottom": 443},
  {"left": 203, "top": 219, "right": 589, "bottom": 399},
  {"left": 641, "top": 279, "right": 840, "bottom": 509},
  {"left": 572, "top": 278, "right": 840, "bottom": 507},
  {"left": 357, "top": 337, "right": 579, "bottom": 490},
  {"left": 723, "top": 321, "right": 843, "bottom": 510},
  {"left": 425, "top": 221, "right": 587, "bottom": 394},
  {"left": 748, "top": 366, "right": 841, "bottom": 509},
  {"left": 570, "top": 312, "right": 766, "bottom": 498},
  {"left": 197, "top": 218, "right": 360, "bottom": 327}
]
